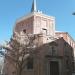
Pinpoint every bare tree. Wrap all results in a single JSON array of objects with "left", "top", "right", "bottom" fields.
[{"left": 0, "top": 31, "right": 37, "bottom": 75}]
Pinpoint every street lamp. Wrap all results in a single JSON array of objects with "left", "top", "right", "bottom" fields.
[
  {"left": 72, "top": 12, "right": 75, "bottom": 15},
  {"left": 72, "top": 12, "right": 75, "bottom": 73}
]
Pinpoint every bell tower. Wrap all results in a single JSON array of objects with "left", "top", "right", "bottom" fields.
[{"left": 14, "top": 0, "right": 55, "bottom": 41}]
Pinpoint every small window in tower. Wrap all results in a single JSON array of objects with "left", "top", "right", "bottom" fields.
[
  {"left": 26, "top": 57, "right": 33, "bottom": 70},
  {"left": 42, "top": 28, "right": 47, "bottom": 35},
  {"left": 23, "top": 29, "right": 26, "bottom": 33}
]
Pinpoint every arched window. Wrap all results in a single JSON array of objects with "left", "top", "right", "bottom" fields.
[{"left": 26, "top": 57, "right": 33, "bottom": 70}]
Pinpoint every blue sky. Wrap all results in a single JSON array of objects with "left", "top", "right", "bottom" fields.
[{"left": 0, "top": 0, "right": 75, "bottom": 43}]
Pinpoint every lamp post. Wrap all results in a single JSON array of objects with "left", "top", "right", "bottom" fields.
[
  {"left": 72, "top": 12, "right": 75, "bottom": 15},
  {"left": 72, "top": 12, "right": 75, "bottom": 73}
]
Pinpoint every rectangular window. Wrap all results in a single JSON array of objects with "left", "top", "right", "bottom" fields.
[{"left": 51, "top": 46, "right": 57, "bottom": 56}]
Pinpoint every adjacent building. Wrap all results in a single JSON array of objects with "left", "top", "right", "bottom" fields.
[
  {"left": 55, "top": 32, "right": 75, "bottom": 57},
  {"left": 55, "top": 31, "right": 75, "bottom": 71}
]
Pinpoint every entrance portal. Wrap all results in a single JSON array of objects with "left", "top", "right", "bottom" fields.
[{"left": 50, "top": 61, "right": 59, "bottom": 75}]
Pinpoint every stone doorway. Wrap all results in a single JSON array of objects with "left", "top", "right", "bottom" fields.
[{"left": 50, "top": 61, "right": 59, "bottom": 75}]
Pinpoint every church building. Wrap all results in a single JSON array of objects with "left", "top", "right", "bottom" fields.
[{"left": 4, "top": 0, "right": 74, "bottom": 75}]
